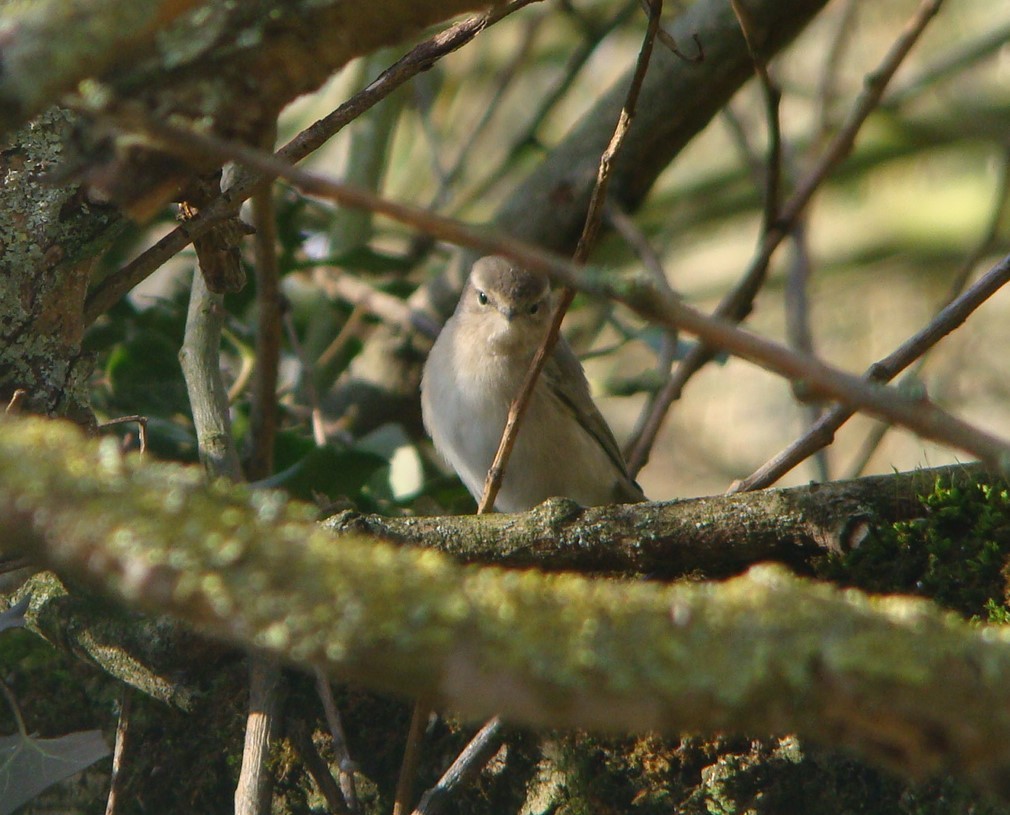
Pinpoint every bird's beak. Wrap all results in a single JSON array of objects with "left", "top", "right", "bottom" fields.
[{"left": 499, "top": 306, "right": 517, "bottom": 322}]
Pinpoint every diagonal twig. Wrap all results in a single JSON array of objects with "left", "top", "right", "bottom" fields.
[
  {"left": 728, "top": 250, "right": 1010, "bottom": 493},
  {"left": 476, "top": 0, "right": 664, "bottom": 514},
  {"left": 623, "top": 0, "right": 946, "bottom": 476},
  {"left": 82, "top": 0, "right": 543, "bottom": 326},
  {"left": 96, "top": 69, "right": 1010, "bottom": 476}
]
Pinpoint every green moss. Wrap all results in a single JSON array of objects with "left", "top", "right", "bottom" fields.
[{"left": 819, "top": 477, "right": 1010, "bottom": 618}]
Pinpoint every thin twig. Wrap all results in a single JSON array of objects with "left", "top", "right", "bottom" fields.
[
  {"left": 289, "top": 718, "right": 351, "bottom": 815},
  {"left": 243, "top": 131, "right": 288, "bottom": 815},
  {"left": 429, "top": 13, "right": 541, "bottom": 212},
  {"left": 82, "top": 0, "right": 543, "bottom": 326},
  {"left": 729, "top": 0, "right": 782, "bottom": 233},
  {"left": 477, "top": 0, "right": 664, "bottom": 514},
  {"left": 639, "top": 0, "right": 703, "bottom": 62},
  {"left": 497, "top": 0, "right": 638, "bottom": 173},
  {"left": 840, "top": 150, "right": 1010, "bottom": 480},
  {"left": 783, "top": 220, "right": 829, "bottom": 482},
  {"left": 316, "top": 304, "right": 370, "bottom": 372},
  {"left": 728, "top": 250, "right": 1010, "bottom": 493},
  {"left": 814, "top": 0, "right": 858, "bottom": 144},
  {"left": 411, "top": 718, "right": 505, "bottom": 815},
  {"left": 0, "top": 677, "right": 27, "bottom": 737},
  {"left": 97, "top": 415, "right": 149, "bottom": 455},
  {"left": 95, "top": 72, "right": 1010, "bottom": 473},
  {"left": 5, "top": 389, "right": 27, "bottom": 414},
  {"left": 314, "top": 669, "right": 360, "bottom": 815},
  {"left": 606, "top": 201, "right": 680, "bottom": 424},
  {"left": 248, "top": 158, "right": 283, "bottom": 481},
  {"left": 282, "top": 312, "right": 327, "bottom": 448},
  {"left": 623, "top": 0, "right": 946, "bottom": 476},
  {"left": 393, "top": 701, "right": 431, "bottom": 815},
  {"left": 104, "top": 688, "right": 132, "bottom": 815},
  {"left": 314, "top": 269, "right": 440, "bottom": 339}
]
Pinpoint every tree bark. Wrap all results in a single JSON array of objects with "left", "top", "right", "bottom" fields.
[{"left": 3, "top": 416, "right": 1010, "bottom": 797}]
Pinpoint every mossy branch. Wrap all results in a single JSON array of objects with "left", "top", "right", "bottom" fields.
[
  {"left": 3, "top": 416, "right": 1010, "bottom": 795},
  {"left": 325, "top": 462, "right": 993, "bottom": 578}
]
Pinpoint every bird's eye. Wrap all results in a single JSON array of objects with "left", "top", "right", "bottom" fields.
[
  {"left": 529, "top": 302, "right": 540, "bottom": 315},
  {"left": 477, "top": 291, "right": 489, "bottom": 306}
]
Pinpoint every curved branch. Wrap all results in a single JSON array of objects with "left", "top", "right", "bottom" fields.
[{"left": 3, "top": 417, "right": 1010, "bottom": 796}]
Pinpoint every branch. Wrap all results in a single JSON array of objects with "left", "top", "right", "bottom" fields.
[
  {"left": 623, "top": 0, "right": 945, "bottom": 474},
  {"left": 322, "top": 462, "right": 993, "bottom": 577},
  {"left": 730, "top": 250, "right": 1010, "bottom": 493},
  {"left": 82, "top": 0, "right": 542, "bottom": 325},
  {"left": 4, "top": 417, "right": 1010, "bottom": 795},
  {"left": 95, "top": 107, "right": 1010, "bottom": 476}
]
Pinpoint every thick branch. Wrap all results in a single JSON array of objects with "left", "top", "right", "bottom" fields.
[
  {"left": 326, "top": 463, "right": 993, "bottom": 577},
  {"left": 4, "top": 417, "right": 1010, "bottom": 796}
]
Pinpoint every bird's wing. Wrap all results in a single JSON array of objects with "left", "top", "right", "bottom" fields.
[{"left": 544, "top": 338, "right": 646, "bottom": 502}]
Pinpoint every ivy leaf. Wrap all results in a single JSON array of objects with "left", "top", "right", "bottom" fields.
[{"left": 0, "top": 730, "right": 110, "bottom": 815}]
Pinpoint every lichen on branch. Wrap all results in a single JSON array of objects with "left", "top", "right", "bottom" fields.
[{"left": 4, "top": 416, "right": 1010, "bottom": 795}]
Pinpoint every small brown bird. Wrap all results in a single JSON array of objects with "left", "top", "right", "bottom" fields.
[{"left": 420, "top": 255, "right": 645, "bottom": 512}]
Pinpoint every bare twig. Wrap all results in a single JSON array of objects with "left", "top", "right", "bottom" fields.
[
  {"left": 476, "top": 0, "right": 664, "bottom": 514},
  {"left": 639, "top": 0, "right": 703, "bottom": 62},
  {"left": 248, "top": 166, "right": 283, "bottom": 480},
  {"left": 289, "top": 718, "right": 351, "bottom": 815},
  {"left": 430, "top": 12, "right": 541, "bottom": 211},
  {"left": 282, "top": 312, "right": 328, "bottom": 448},
  {"left": 314, "top": 670, "right": 360, "bottom": 815},
  {"left": 104, "top": 688, "right": 132, "bottom": 815},
  {"left": 729, "top": 0, "right": 782, "bottom": 232},
  {"left": 498, "top": 0, "right": 638, "bottom": 172},
  {"left": 606, "top": 201, "right": 680, "bottom": 426},
  {"left": 316, "top": 304, "right": 370, "bottom": 373},
  {"left": 393, "top": 701, "right": 432, "bottom": 815},
  {"left": 623, "top": 0, "right": 946, "bottom": 476},
  {"left": 82, "top": 0, "right": 543, "bottom": 326},
  {"left": 314, "top": 269, "right": 440, "bottom": 339},
  {"left": 411, "top": 718, "right": 505, "bottom": 815},
  {"left": 840, "top": 150, "right": 1010, "bottom": 480},
  {"left": 729, "top": 251, "right": 1010, "bottom": 493},
  {"left": 783, "top": 220, "right": 829, "bottom": 481},
  {"left": 814, "top": 0, "right": 858, "bottom": 143},
  {"left": 5, "top": 389, "right": 27, "bottom": 414},
  {"left": 0, "top": 678, "right": 27, "bottom": 736}
]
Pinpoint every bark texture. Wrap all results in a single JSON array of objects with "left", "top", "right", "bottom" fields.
[{"left": 3, "top": 417, "right": 1010, "bottom": 797}]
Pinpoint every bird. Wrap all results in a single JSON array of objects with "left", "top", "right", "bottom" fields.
[{"left": 420, "top": 255, "right": 645, "bottom": 512}]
